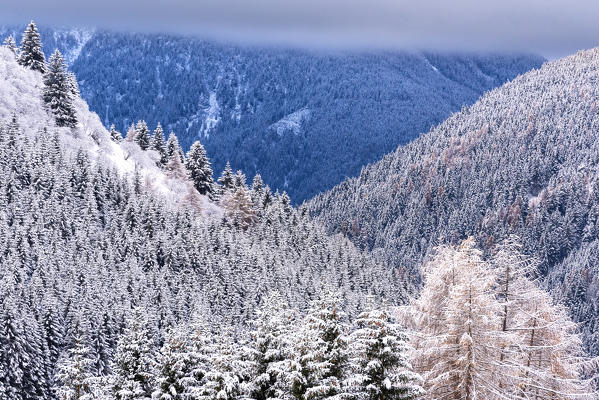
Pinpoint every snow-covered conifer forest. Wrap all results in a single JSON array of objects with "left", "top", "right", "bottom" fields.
[{"left": 0, "top": 20, "right": 598, "bottom": 400}]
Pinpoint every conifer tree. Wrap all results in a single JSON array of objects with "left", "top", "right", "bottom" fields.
[
  {"left": 222, "top": 187, "right": 258, "bottom": 229},
  {"left": 110, "top": 124, "right": 123, "bottom": 142},
  {"left": 165, "top": 150, "right": 188, "bottom": 181},
  {"left": 185, "top": 141, "right": 214, "bottom": 195},
  {"left": 151, "top": 123, "right": 168, "bottom": 165},
  {"left": 134, "top": 121, "right": 151, "bottom": 151},
  {"left": 346, "top": 296, "right": 423, "bottom": 400},
  {"left": 409, "top": 238, "right": 599, "bottom": 400},
  {"left": 2, "top": 35, "right": 18, "bottom": 58},
  {"left": 55, "top": 334, "right": 97, "bottom": 400},
  {"left": 18, "top": 21, "right": 46, "bottom": 73},
  {"left": 111, "top": 309, "right": 155, "bottom": 400},
  {"left": 218, "top": 162, "right": 235, "bottom": 193},
  {"left": 291, "top": 289, "right": 349, "bottom": 400},
  {"left": 67, "top": 72, "right": 80, "bottom": 98},
  {"left": 246, "top": 291, "right": 296, "bottom": 400},
  {"left": 152, "top": 329, "right": 193, "bottom": 400},
  {"left": 165, "top": 132, "right": 184, "bottom": 162},
  {"left": 200, "top": 329, "right": 244, "bottom": 400},
  {"left": 43, "top": 49, "right": 77, "bottom": 128}
]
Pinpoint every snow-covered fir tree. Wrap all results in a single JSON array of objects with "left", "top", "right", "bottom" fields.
[
  {"left": 111, "top": 309, "right": 156, "bottom": 400},
  {"left": 185, "top": 141, "right": 213, "bottom": 195},
  {"left": 152, "top": 329, "right": 194, "bottom": 400},
  {"left": 55, "top": 335, "right": 97, "bottom": 400},
  {"left": 43, "top": 49, "right": 77, "bottom": 128},
  {"left": 18, "top": 21, "right": 46, "bottom": 73},
  {"left": 134, "top": 121, "right": 151, "bottom": 151},
  {"left": 199, "top": 330, "right": 244, "bottom": 400},
  {"left": 246, "top": 291, "right": 297, "bottom": 400},
  {"left": 66, "top": 72, "right": 80, "bottom": 99},
  {"left": 217, "top": 162, "right": 235, "bottom": 194},
  {"left": 109, "top": 124, "right": 123, "bottom": 142},
  {"left": 346, "top": 297, "right": 423, "bottom": 400},
  {"left": 2, "top": 35, "right": 18, "bottom": 58},
  {"left": 151, "top": 124, "right": 168, "bottom": 166},
  {"left": 165, "top": 132, "right": 184, "bottom": 162},
  {"left": 291, "top": 289, "right": 349, "bottom": 400}
]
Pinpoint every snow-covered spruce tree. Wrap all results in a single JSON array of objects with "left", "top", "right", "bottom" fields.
[
  {"left": 18, "top": 21, "right": 45, "bottom": 72},
  {"left": 291, "top": 289, "right": 349, "bottom": 400},
  {"left": 43, "top": 49, "right": 77, "bottom": 128},
  {"left": 246, "top": 291, "right": 297, "bottom": 400},
  {"left": 165, "top": 132, "right": 184, "bottom": 162},
  {"left": 110, "top": 124, "right": 123, "bottom": 142},
  {"left": 55, "top": 334, "right": 97, "bottom": 400},
  {"left": 217, "top": 162, "right": 235, "bottom": 194},
  {"left": 199, "top": 329, "right": 244, "bottom": 400},
  {"left": 185, "top": 141, "right": 214, "bottom": 196},
  {"left": 151, "top": 124, "right": 168, "bottom": 166},
  {"left": 152, "top": 328, "right": 194, "bottom": 400},
  {"left": 135, "top": 121, "right": 151, "bottom": 151},
  {"left": 0, "top": 293, "right": 49, "bottom": 400},
  {"left": 111, "top": 309, "right": 156, "bottom": 400},
  {"left": 346, "top": 296, "right": 423, "bottom": 400},
  {"left": 2, "top": 35, "right": 18, "bottom": 58},
  {"left": 182, "top": 321, "right": 215, "bottom": 399},
  {"left": 67, "top": 72, "right": 80, "bottom": 98}
]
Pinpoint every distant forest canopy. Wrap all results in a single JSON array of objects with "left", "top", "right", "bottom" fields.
[{"left": 0, "top": 24, "right": 545, "bottom": 202}]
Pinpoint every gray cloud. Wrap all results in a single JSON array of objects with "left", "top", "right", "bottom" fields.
[{"left": 2, "top": 0, "right": 599, "bottom": 58}]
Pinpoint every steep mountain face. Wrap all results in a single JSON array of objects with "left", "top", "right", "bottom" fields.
[
  {"left": 308, "top": 48, "right": 599, "bottom": 355},
  {"left": 1, "top": 25, "right": 545, "bottom": 202}
]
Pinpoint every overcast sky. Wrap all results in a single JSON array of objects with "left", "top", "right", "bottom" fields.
[{"left": 2, "top": 0, "right": 599, "bottom": 59}]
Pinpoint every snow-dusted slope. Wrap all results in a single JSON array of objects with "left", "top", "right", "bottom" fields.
[{"left": 0, "top": 47, "right": 219, "bottom": 216}]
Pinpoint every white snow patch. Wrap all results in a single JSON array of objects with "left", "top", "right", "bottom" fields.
[{"left": 270, "top": 108, "right": 311, "bottom": 136}]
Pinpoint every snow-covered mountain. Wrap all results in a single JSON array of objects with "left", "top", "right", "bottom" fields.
[
  {"left": 308, "top": 47, "right": 599, "bottom": 356},
  {"left": 1, "top": 25, "right": 545, "bottom": 202}
]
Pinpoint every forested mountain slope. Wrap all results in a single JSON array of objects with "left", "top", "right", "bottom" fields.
[
  {"left": 1, "top": 25, "right": 545, "bottom": 202},
  {"left": 0, "top": 45, "right": 405, "bottom": 398},
  {"left": 308, "top": 47, "right": 599, "bottom": 355}
]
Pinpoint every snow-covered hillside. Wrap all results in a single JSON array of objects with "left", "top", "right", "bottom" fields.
[{"left": 0, "top": 47, "right": 219, "bottom": 215}]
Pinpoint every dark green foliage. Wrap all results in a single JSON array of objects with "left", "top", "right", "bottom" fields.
[
  {"left": 43, "top": 50, "right": 77, "bottom": 128},
  {"left": 17, "top": 21, "right": 45, "bottom": 73}
]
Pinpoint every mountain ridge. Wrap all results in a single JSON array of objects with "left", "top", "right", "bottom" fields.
[{"left": 1, "top": 24, "right": 546, "bottom": 202}]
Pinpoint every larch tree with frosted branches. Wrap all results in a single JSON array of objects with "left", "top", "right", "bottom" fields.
[{"left": 408, "top": 237, "right": 599, "bottom": 400}]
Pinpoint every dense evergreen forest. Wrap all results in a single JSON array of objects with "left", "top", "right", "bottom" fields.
[{"left": 308, "top": 47, "right": 599, "bottom": 359}]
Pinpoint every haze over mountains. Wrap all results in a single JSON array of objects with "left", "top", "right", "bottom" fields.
[{"left": 0, "top": 25, "right": 545, "bottom": 202}]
